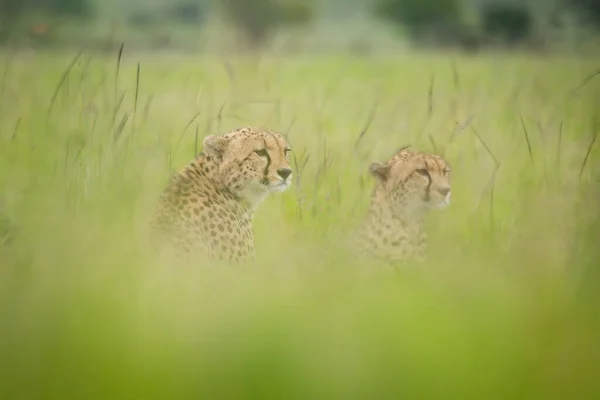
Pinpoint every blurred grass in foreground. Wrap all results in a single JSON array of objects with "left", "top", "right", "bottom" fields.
[{"left": 0, "top": 49, "right": 599, "bottom": 398}]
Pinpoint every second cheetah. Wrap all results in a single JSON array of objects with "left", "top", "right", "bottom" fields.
[{"left": 352, "top": 146, "right": 451, "bottom": 265}]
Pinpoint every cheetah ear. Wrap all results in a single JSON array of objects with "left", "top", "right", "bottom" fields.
[
  {"left": 369, "top": 162, "right": 390, "bottom": 182},
  {"left": 203, "top": 135, "right": 229, "bottom": 159}
]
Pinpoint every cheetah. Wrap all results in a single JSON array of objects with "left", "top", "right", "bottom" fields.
[
  {"left": 352, "top": 145, "right": 451, "bottom": 266},
  {"left": 150, "top": 126, "right": 293, "bottom": 265}
]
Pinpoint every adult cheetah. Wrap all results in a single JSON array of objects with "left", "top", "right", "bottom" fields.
[
  {"left": 353, "top": 145, "right": 451, "bottom": 265},
  {"left": 151, "top": 126, "right": 293, "bottom": 265}
]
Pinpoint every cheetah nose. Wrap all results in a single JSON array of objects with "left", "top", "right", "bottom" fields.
[
  {"left": 438, "top": 187, "right": 451, "bottom": 196},
  {"left": 277, "top": 168, "right": 292, "bottom": 180}
]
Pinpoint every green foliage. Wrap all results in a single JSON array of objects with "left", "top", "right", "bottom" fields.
[
  {"left": 45, "top": 0, "right": 92, "bottom": 17},
  {"left": 375, "top": 0, "right": 463, "bottom": 41},
  {"left": 0, "top": 0, "right": 92, "bottom": 44},
  {"left": 218, "top": 0, "right": 315, "bottom": 48},
  {"left": 168, "top": 1, "right": 206, "bottom": 25},
  {"left": 481, "top": 3, "right": 533, "bottom": 45},
  {"left": 128, "top": 1, "right": 208, "bottom": 29},
  {"left": 376, "top": 0, "right": 460, "bottom": 27},
  {"left": 0, "top": 0, "right": 25, "bottom": 16},
  {"left": 569, "top": 0, "right": 600, "bottom": 28},
  {"left": 0, "top": 0, "right": 92, "bottom": 18},
  {"left": 0, "top": 51, "right": 599, "bottom": 398}
]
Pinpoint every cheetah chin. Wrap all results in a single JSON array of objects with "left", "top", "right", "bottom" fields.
[
  {"left": 241, "top": 177, "right": 292, "bottom": 205},
  {"left": 268, "top": 178, "right": 292, "bottom": 193},
  {"left": 437, "top": 192, "right": 451, "bottom": 209}
]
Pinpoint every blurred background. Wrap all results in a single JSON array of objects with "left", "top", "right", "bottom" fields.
[
  {"left": 1, "top": 1, "right": 600, "bottom": 399},
  {"left": 1, "top": 0, "right": 600, "bottom": 54}
]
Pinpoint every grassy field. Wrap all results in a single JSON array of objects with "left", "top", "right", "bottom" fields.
[{"left": 0, "top": 48, "right": 599, "bottom": 398}]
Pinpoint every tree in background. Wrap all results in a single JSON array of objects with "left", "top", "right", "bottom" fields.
[
  {"left": 481, "top": 3, "right": 533, "bottom": 46},
  {"left": 569, "top": 0, "right": 600, "bottom": 28},
  {"left": 374, "top": 0, "right": 465, "bottom": 46},
  {"left": 0, "top": 0, "right": 92, "bottom": 20},
  {"left": 218, "top": 0, "right": 314, "bottom": 49},
  {"left": 0, "top": 0, "right": 92, "bottom": 44},
  {"left": 373, "top": 0, "right": 563, "bottom": 50},
  {"left": 1, "top": 0, "right": 27, "bottom": 42},
  {"left": 42, "top": 0, "right": 92, "bottom": 17}
]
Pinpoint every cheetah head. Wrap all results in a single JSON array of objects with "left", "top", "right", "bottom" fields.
[
  {"left": 202, "top": 127, "right": 293, "bottom": 206},
  {"left": 369, "top": 146, "right": 451, "bottom": 217}
]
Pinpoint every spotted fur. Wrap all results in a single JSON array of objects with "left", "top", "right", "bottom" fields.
[
  {"left": 151, "top": 126, "right": 293, "bottom": 265},
  {"left": 353, "top": 146, "right": 451, "bottom": 265}
]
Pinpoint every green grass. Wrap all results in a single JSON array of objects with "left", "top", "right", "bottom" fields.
[{"left": 1, "top": 49, "right": 599, "bottom": 399}]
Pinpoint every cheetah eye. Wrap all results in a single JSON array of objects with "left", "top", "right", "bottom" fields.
[
  {"left": 254, "top": 149, "right": 268, "bottom": 157},
  {"left": 443, "top": 169, "right": 450, "bottom": 175},
  {"left": 416, "top": 168, "right": 429, "bottom": 177},
  {"left": 284, "top": 148, "right": 292, "bottom": 155}
]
